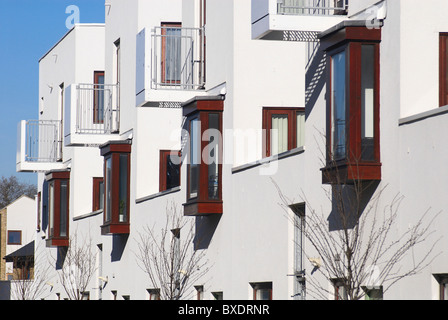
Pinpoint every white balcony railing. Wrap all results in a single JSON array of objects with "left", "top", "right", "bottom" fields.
[
  {"left": 277, "top": 0, "right": 348, "bottom": 16},
  {"left": 151, "top": 26, "right": 205, "bottom": 91},
  {"left": 76, "top": 83, "right": 119, "bottom": 134},
  {"left": 22, "top": 120, "right": 62, "bottom": 163}
]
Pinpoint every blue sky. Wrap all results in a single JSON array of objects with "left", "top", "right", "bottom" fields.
[{"left": 0, "top": 0, "right": 105, "bottom": 185}]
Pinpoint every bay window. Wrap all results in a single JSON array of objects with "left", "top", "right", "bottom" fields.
[
  {"left": 45, "top": 170, "right": 70, "bottom": 247},
  {"left": 320, "top": 23, "right": 382, "bottom": 184},
  {"left": 100, "top": 140, "right": 131, "bottom": 235},
  {"left": 182, "top": 96, "right": 224, "bottom": 216}
]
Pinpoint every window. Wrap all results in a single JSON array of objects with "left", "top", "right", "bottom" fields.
[
  {"left": 434, "top": 274, "right": 448, "bottom": 300},
  {"left": 161, "top": 23, "right": 182, "bottom": 84},
  {"left": 195, "top": 285, "right": 204, "bottom": 300},
  {"left": 251, "top": 282, "right": 272, "bottom": 300},
  {"left": 100, "top": 141, "right": 131, "bottom": 235},
  {"left": 159, "top": 150, "right": 181, "bottom": 192},
  {"left": 320, "top": 24, "right": 381, "bottom": 184},
  {"left": 7, "top": 231, "right": 21, "bottom": 245},
  {"left": 183, "top": 97, "right": 224, "bottom": 216},
  {"left": 147, "top": 289, "right": 161, "bottom": 300},
  {"left": 363, "top": 286, "right": 383, "bottom": 300},
  {"left": 92, "top": 177, "right": 104, "bottom": 211},
  {"left": 332, "top": 279, "right": 347, "bottom": 300},
  {"left": 290, "top": 203, "right": 306, "bottom": 300},
  {"left": 212, "top": 292, "right": 223, "bottom": 300},
  {"left": 263, "top": 107, "right": 305, "bottom": 157},
  {"left": 440, "top": 33, "right": 448, "bottom": 107},
  {"left": 93, "top": 71, "right": 105, "bottom": 124},
  {"left": 45, "top": 170, "right": 70, "bottom": 247}
]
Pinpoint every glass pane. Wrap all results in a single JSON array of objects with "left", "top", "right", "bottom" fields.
[
  {"left": 271, "top": 114, "right": 288, "bottom": 155},
  {"left": 49, "top": 182, "right": 54, "bottom": 237},
  {"left": 331, "top": 50, "right": 346, "bottom": 160},
  {"left": 105, "top": 157, "right": 112, "bottom": 222},
  {"left": 94, "top": 74, "right": 105, "bottom": 123},
  {"left": 118, "top": 154, "right": 128, "bottom": 222},
  {"left": 361, "top": 45, "right": 375, "bottom": 161},
  {"left": 256, "top": 289, "right": 271, "bottom": 300},
  {"left": 8, "top": 231, "right": 21, "bottom": 244},
  {"left": 99, "top": 181, "right": 104, "bottom": 210},
  {"left": 189, "top": 118, "right": 200, "bottom": 199},
  {"left": 208, "top": 113, "right": 220, "bottom": 200},
  {"left": 165, "top": 27, "right": 182, "bottom": 82},
  {"left": 60, "top": 180, "right": 68, "bottom": 237},
  {"left": 166, "top": 153, "right": 180, "bottom": 190},
  {"left": 445, "top": 37, "right": 448, "bottom": 102},
  {"left": 296, "top": 111, "right": 305, "bottom": 148}
]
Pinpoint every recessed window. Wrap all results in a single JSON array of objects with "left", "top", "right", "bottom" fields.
[
  {"left": 212, "top": 291, "right": 223, "bottom": 300},
  {"left": 332, "top": 278, "right": 347, "bottom": 300},
  {"left": 290, "top": 203, "right": 306, "bottom": 300},
  {"left": 320, "top": 25, "right": 382, "bottom": 184},
  {"left": 440, "top": 33, "right": 448, "bottom": 107},
  {"left": 195, "top": 285, "right": 204, "bottom": 300},
  {"left": 100, "top": 141, "right": 131, "bottom": 235},
  {"left": 183, "top": 97, "right": 224, "bottom": 216},
  {"left": 363, "top": 286, "right": 383, "bottom": 300},
  {"left": 159, "top": 150, "right": 181, "bottom": 192},
  {"left": 93, "top": 71, "right": 105, "bottom": 124},
  {"left": 263, "top": 107, "right": 305, "bottom": 157},
  {"left": 434, "top": 274, "right": 448, "bottom": 300},
  {"left": 161, "top": 23, "right": 182, "bottom": 84},
  {"left": 45, "top": 170, "right": 70, "bottom": 247},
  {"left": 92, "top": 177, "right": 104, "bottom": 211},
  {"left": 7, "top": 231, "right": 21, "bottom": 245},
  {"left": 147, "top": 289, "right": 161, "bottom": 300},
  {"left": 251, "top": 282, "right": 272, "bottom": 300}
]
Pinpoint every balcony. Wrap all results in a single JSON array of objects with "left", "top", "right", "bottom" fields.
[
  {"left": 64, "top": 83, "right": 120, "bottom": 146},
  {"left": 16, "top": 120, "right": 65, "bottom": 172},
  {"left": 136, "top": 26, "right": 206, "bottom": 107},
  {"left": 252, "top": 0, "right": 348, "bottom": 40}
]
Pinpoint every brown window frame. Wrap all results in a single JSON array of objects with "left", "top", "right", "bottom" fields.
[
  {"left": 161, "top": 22, "right": 182, "bottom": 85},
  {"left": 7, "top": 230, "right": 22, "bottom": 245},
  {"left": 262, "top": 107, "right": 305, "bottom": 157},
  {"left": 92, "top": 177, "right": 104, "bottom": 212},
  {"left": 440, "top": 33, "right": 448, "bottom": 107},
  {"left": 93, "top": 71, "right": 105, "bottom": 124},
  {"left": 45, "top": 170, "right": 70, "bottom": 247},
  {"left": 159, "top": 150, "right": 181, "bottom": 192},
  {"left": 182, "top": 97, "right": 224, "bottom": 217},
  {"left": 251, "top": 282, "right": 273, "bottom": 300},
  {"left": 100, "top": 141, "right": 131, "bottom": 235},
  {"left": 320, "top": 25, "right": 382, "bottom": 184}
]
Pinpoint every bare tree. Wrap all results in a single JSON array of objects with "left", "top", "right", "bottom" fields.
[
  {"left": 135, "top": 202, "right": 210, "bottom": 300},
  {"left": 10, "top": 241, "right": 53, "bottom": 300},
  {"left": 0, "top": 175, "right": 37, "bottom": 209},
  {"left": 274, "top": 153, "right": 441, "bottom": 300},
  {"left": 51, "top": 234, "right": 97, "bottom": 300}
]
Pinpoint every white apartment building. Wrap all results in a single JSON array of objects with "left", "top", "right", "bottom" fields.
[{"left": 15, "top": 0, "right": 448, "bottom": 300}]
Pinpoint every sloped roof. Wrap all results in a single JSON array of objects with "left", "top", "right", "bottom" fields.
[{"left": 3, "top": 241, "right": 34, "bottom": 262}]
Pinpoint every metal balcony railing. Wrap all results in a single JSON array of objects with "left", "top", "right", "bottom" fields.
[
  {"left": 277, "top": 0, "right": 348, "bottom": 16},
  {"left": 76, "top": 83, "right": 120, "bottom": 134},
  {"left": 151, "top": 26, "right": 205, "bottom": 90},
  {"left": 24, "top": 120, "right": 62, "bottom": 163}
]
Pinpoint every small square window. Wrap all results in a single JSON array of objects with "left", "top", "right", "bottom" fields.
[
  {"left": 250, "top": 282, "right": 272, "bottom": 300},
  {"left": 147, "top": 288, "right": 161, "bottom": 300},
  {"left": 7, "top": 231, "right": 21, "bottom": 245}
]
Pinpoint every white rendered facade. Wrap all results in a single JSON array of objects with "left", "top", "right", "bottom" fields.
[{"left": 15, "top": 0, "right": 448, "bottom": 300}]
